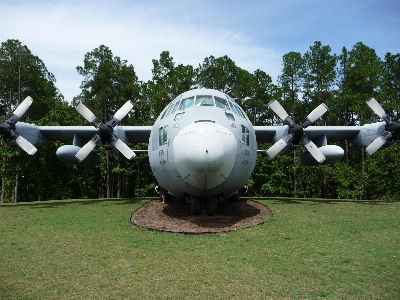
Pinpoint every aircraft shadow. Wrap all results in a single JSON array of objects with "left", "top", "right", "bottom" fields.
[{"left": 160, "top": 199, "right": 270, "bottom": 230}]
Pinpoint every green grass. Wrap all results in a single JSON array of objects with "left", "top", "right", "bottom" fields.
[{"left": 0, "top": 198, "right": 399, "bottom": 299}]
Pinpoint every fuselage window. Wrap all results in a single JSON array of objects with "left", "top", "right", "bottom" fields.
[
  {"left": 215, "top": 96, "right": 231, "bottom": 110},
  {"left": 195, "top": 95, "right": 214, "bottom": 106},
  {"left": 241, "top": 125, "right": 249, "bottom": 146},
  {"left": 158, "top": 126, "right": 168, "bottom": 146},
  {"left": 178, "top": 96, "right": 194, "bottom": 110}
]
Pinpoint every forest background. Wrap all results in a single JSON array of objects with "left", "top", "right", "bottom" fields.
[{"left": 0, "top": 39, "right": 399, "bottom": 203}]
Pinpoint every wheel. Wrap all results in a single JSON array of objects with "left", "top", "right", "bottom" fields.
[
  {"left": 206, "top": 197, "right": 218, "bottom": 216},
  {"left": 190, "top": 196, "right": 202, "bottom": 215},
  {"left": 160, "top": 188, "right": 169, "bottom": 203}
]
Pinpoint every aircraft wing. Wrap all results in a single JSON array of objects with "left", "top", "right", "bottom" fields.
[
  {"left": 38, "top": 125, "right": 152, "bottom": 144},
  {"left": 254, "top": 125, "right": 362, "bottom": 144}
]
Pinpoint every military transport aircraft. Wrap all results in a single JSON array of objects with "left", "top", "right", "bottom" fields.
[{"left": 1, "top": 88, "right": 399, "bottom": 215}]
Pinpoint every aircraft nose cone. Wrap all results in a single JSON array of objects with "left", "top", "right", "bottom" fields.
[{"left": 173, "top": 122, "right": 237, "bottom": 190}]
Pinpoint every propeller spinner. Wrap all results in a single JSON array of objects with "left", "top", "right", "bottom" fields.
[
  {"left": 365, "top": 98, "right": 400, "bottom": 156},
  {"left": 75, "top": 101, "right": 136, "bottom": 162},
  {"left": 266, "top": 100, "right": 329, "bottom": 163},
  {"left": 0, "top": 97, "right": 37, "bottom": 155}
]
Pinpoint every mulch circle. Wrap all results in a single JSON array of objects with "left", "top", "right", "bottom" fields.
[{"left": 130, "top": 199, "right": 273, "bottom": 234}]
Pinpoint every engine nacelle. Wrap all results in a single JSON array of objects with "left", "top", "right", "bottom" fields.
[
  {"left": 56, "top": 145, "right": 101, "bottom": 166},
  {"left": 299, "top": 145, "right": 344, "bottom": 166},
  {"left": 351, "top": 122, "right": 385, "bottom": 147},
  {"left": 15, "top": 122, "right": 48, "bottom": 147}
]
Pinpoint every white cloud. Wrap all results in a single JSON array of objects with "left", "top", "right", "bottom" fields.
[
  {"left": 2, "top": 0, "right": 398, "bottom": 103},
  {"left": 1, "top": 1, "right": 282, "bottom": 102}
]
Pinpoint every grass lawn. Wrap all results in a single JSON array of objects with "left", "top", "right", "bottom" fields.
[{"left": 0, "top": 198, "right": 399, "bottom": 299}]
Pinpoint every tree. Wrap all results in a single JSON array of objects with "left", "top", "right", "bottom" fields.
[
  {"left": 0, "top": 39, "right": 61, "bottom": 202},
  {"left": 245, "top": 69, "right": 277, "bottom": 126},
  {"left": 302, "top": 41, "right": 337, "bottom": 124},
  {"left": 382, "top": 52, "right": 400, "bottom": 121},
  {"left": 278, "top": 52, "right": 303, "bottom": 121},
  {"left": 340, "top": 42, "right": 383, "bottom": 125},
  {"left": 196, "top": 55, "right": 237, "bottom": 94},
  {"left": 75, "top": 45, "right": 140, "bottom": 198},
  {"left": 142, "top": 51, "right": 195, "bottom": 122}
]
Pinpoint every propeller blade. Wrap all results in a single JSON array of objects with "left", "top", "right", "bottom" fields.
[
  {"left": 113, "top": 100, "right": 134, "bottom": 122},
  {"left": 268, "top": 100, "right": 289, "bottom": 121},
  {"left": 366, "top": 98, "right": 387, "bottom": 119},
  {"left": 15, "top": 135, "right": 37, "bottom": 155},
  {"left": 266, "top": 138, "right": 289, "bottom": 158},
  {"left": 75, "top": 135, "right": 101, "bottom": 162},
  {"left": 113, "top": 138, "right": 136, "bottom": 160},
  {"left": 365, "top": 132, "right": 392, "bottom": 156},
  {"left": 301, "top": 135, "right": 326, "bottom": 163},
  {"left": 13, "top": 96, "right": 33, "bottom": 118},
  {"left": 306, "top": 103, "right": 329, "bottom": 124},
  {"left": 75, "top": 102, "right": 97, "bottom": 123}
]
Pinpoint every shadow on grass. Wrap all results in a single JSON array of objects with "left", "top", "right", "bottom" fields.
[{"left": 2, "top": 198, "right": 152, "bottom": 209}]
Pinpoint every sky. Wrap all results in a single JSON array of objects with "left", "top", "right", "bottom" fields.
[{"left": 1, "top": 0, "right": 399, "bottom": 102}]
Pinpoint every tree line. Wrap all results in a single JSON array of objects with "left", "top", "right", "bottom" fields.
[{"left": 0, "top": 39, "right": 399, "bottom": 202}]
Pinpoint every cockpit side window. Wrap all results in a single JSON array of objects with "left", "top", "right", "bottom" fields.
[
  {"left": 161, "top": 96, "right": 182, "bottom": 119},
  {"left": 195, "top": 95, "right": 214, "bottom": 106},
  {"left": 241, "top": 125, "right": 249, "bottom": 146},
  {"left": 161, "top": 104, "right": 172, "bottom": 119},
  {"left": 230, "top": 102, "right": 240, "bottom": 116},
  {"left": 158, "top": 126, "right": 168, "bottom": 146},
  {"left": 225, "top": 112, "right": 235, "bottom": 121},
  {"left": 178, "top": 96, "right": 194, "bottom": 110},
  {"left": 232, "top": 103, "right": 245, "bottom": 118},
  {"left": 170, "top": 101, "right": 180, "bottom": 115},
  {"left": 215, "top": 96, "right": 231, "bottom": 110}
]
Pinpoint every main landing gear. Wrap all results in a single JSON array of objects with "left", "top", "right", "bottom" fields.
[{"left": 155, "top": 184, "right": 169, "bottom": 204}]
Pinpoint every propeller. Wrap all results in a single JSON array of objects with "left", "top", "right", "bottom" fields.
[
  {"left": 75, "top": 101, "right": 136, "bottom": 162},
  {"left": 266, "top": 100, "right": 328, "bottom": 163},
  {"left": 365, "top": 98, "right": 400, "bottom": 156},
  {"left": 0, "top": 97, "right": 37, "bottom": 155}
]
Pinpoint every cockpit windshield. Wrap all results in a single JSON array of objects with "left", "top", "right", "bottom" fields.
[
  {"left": 195, "top": 95, "right": 214, "bottom": 106},
  {"left": 178, "top": 96, "right": 194, "bottom": 110},
  {"left": 161, "top": 91, "right": 248, "bottom": 120},
  {"left": 215, "top": 96, "right": 231, "bottom": 110}
]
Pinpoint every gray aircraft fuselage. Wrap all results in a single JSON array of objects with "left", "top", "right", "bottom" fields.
[{"left": 148, "top": 89, "right": 257, "bottom": 202}]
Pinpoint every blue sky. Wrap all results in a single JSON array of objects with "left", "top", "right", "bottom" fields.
[{"left": 1, "top": 0, "right": 399, "bottom": 102}]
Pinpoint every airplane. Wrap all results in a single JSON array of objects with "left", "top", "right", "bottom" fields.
[{"left": 1, "top": 88, "right": 399, "bottom": 215}]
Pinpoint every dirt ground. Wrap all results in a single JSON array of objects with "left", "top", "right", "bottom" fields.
[{"left": 130, "top": 199, "right": 273, "bottom": 234}]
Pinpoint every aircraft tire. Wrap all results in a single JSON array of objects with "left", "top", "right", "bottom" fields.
[
  {"left": 190, "top": 196, "right": 202, "bottom": 215},
  {"left": 161, "top": 189, "right": 169, "bottom": 204},
  {"left": 206, "top": 197, "right": 217, "bottom": 216},
  {"left": 159, "top": 188, "right": 169, "bottom": 203}
]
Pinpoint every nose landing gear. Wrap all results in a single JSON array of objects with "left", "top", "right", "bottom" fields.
[{"left": 190, "top": 196, "right": 218, "bottom": 216}]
